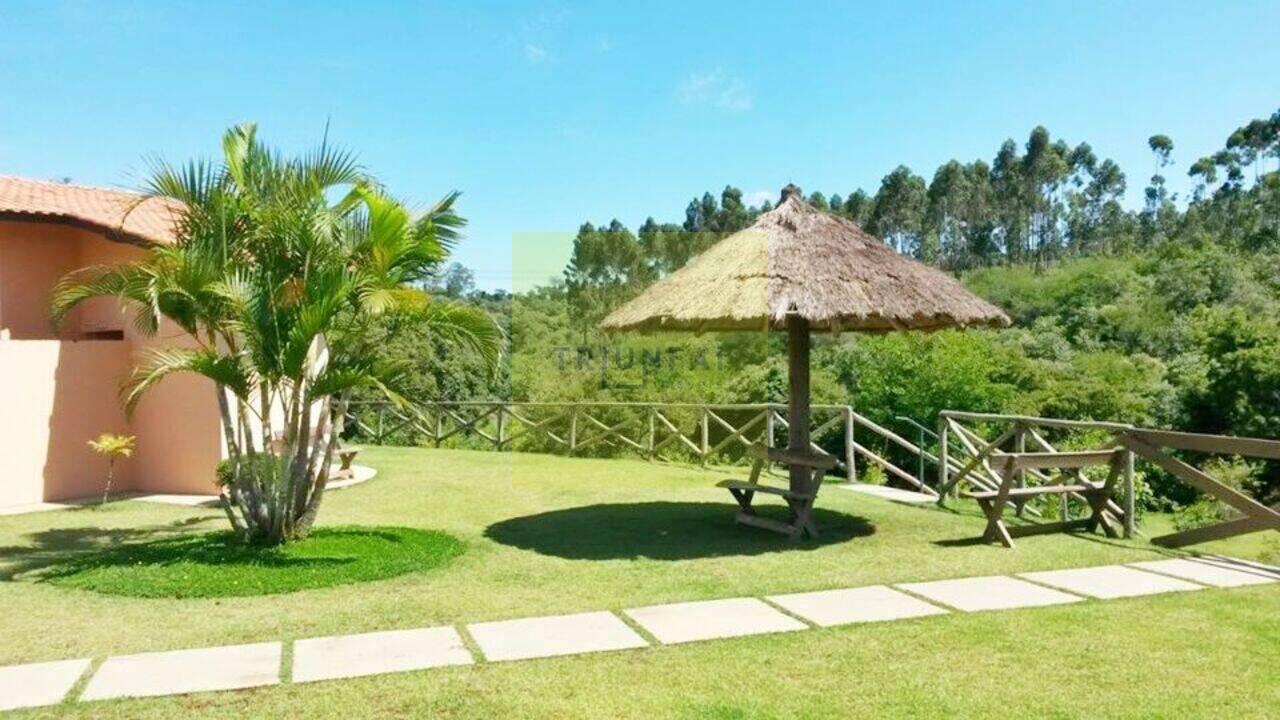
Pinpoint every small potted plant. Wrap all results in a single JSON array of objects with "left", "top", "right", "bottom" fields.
[{"left": 88, "top": 433, "right": 135, "bottom": 505}]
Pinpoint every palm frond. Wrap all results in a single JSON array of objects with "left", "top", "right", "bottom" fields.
[
  {"left": 123, "top": 347, "right": 251, "bottom": 414},
  {"left": 415, "top": 300, "right": 504, "bottom": 369}
]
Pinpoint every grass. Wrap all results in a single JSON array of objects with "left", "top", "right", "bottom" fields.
[
  {"left": 0, "top": 446, "right": 1275, "bottom": 718},
  {"left": 33, "top": 526, "right": 462, "bottom": 598}
]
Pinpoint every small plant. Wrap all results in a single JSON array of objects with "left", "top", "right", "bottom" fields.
[
  {"left": 861, "top": 464, "right": 887, "bottom": 486},
  {"left": 1173, "top": 455, "right": 1257, "bottom": 531},
  {"left": 87, "top": 433, "right": 135, "bottom": 505}
]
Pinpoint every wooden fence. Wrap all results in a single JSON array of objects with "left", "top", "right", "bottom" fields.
[
  {"left": 346, "top": 401, "right": 1279, "bottom": 547},
  {"left": 346, "top": 400, "right": 941, "bottom": 497}
]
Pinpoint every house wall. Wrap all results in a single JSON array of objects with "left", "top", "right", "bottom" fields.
[
  {"left": 0, "top": 340, "right": 136, "bottom": 506},
  {"left": 0, "top": 223, "right": 80, "bottom": 339},
  {"left": 128, "top": 322, "right": 224, "bottom": 495},
  {"left": 0, "top": 220, "right": 223, "bottom": 508}
]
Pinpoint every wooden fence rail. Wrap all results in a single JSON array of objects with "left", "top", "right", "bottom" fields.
[{"left": 346, "top": 400, "right": 940, "bottom": 497}]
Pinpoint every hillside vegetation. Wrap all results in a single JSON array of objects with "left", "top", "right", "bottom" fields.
[{"left": 365, "top": 109, "right": 1280, "bottom": 508}]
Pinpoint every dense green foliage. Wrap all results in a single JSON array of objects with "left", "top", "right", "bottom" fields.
[
  {"left": 37, "top": 526, "right": 462, "bottom": 598},
  {"left": 365, "top": 110, "right": 1280, "bottom": 507}
]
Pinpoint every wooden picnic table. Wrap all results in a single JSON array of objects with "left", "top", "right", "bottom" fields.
[{"left": 717, "top": 444, "right": 836, "bottom": 540}]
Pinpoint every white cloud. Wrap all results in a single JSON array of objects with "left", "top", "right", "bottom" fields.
[
  {"left": 677, "top": 68, "right": 753, "bottom": 111},
  {"left": 745, "top": 190, "right": 773, "bottom": 208},
  {"left": 525, "top": 44, "right": 547, "bottom": 63}
]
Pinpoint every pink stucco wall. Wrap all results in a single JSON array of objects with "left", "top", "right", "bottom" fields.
[
  {"left": 0, "top": 220, "right": 223, "bottom": 508},
  {"left": 0, "top": 340, "right": 136, "bottom": 506}
]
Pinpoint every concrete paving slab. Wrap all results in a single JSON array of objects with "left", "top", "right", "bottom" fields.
[
  {"left": 0, "top": 658, "right": 90, "bottom": 711},
  {"left": 1020, "top": 565, "right": 1203, "bottom": 599},
  {"left": 897, "top": 575, "right": 1083, "bottom": 612},
  {"left": 767, "top": 585, "right": 948, "bottom": 627},
  {"left": 1129, "top": 558, "right": 1277, "bottom": 588},
  {"left": 625, "top": 597, "right": 807, "bottom": 644},
  {"left": 838, "top": 483, "right": 937, "bottom": 504},
  {"left": 468, "top": 611, "right": 647, "bottom": 662},
  {"left": 81, "top": 642, "right": 281, "bottom": 701},
  {"left": 1199, "top": 555, "right": 1280, "bottom": 581},
  {"left": 293, "top": 626, "right": 471, "bottom": 683}
]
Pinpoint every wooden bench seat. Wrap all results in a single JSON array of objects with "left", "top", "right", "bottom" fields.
[
  {"left": 718, "top": 443, "right": 835, "bottom": 540},
  {"left": 964, "top": 484, "right": 1091, "bottom": 500},
  {"left": 716, "top": 479, "right": 815, "bottom": 499},
  {"left": 332, "top": 446, "right": 362, "bottom": 479}
]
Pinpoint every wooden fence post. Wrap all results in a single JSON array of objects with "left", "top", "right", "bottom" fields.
[
  {"left": 569, "top": 406, "right": 578, "bottom": 454},
  {"left": 434, "top": 406, "right": 443, "bottom": 448},
  {"left": 1124, "top": 445, "right": 1135, "bottom": 538},
  {"left": 1060, "top": 440, "right": 1070, "bottom": 522},
  {"left": 647, "top": 405, "right": 656, "bottom": 461},
  {"left": 844, "top": 406, "right": 856, "bottom": 483},
  {"left": 937, "top": 414, "right": 949, "bottom": 503},
  {"left": 495, "top": 404, "right": 506, "bottom": 451},
  {"left": 1014, "top": 422, "right": 1027, "bottom": 518},
  {"left": 699, "top": 406, "right": 709, "bottom": 465}
]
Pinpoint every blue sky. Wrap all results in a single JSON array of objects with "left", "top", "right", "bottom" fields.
[{"left": 2, "top": 1, "right": 1278, "bottom": 291}]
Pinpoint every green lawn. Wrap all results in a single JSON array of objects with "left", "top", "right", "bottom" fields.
[{"left": 1, "top": 447, "right": 1276, "bottom": 718}]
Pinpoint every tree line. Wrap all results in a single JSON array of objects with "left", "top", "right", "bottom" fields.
[{"left": 564, "top": 110, "right": 1280, "bottom": 328}]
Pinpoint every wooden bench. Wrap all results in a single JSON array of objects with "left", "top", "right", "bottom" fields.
[
  {"left": 716, "top": 444, "right": 836, "bottom": 540},
  {"left": 334, "top": 446, "right": 362, "bottom": 479},
  {"left": 964, "top": 449, "right": 1126, "bottom": 548}
]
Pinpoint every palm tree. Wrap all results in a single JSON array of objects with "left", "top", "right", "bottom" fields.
[
  {"left": 53, "top": 124, "right": 501, "bottom": 545},
  {"left": 87, "top": 433, "right": 135, "bottom": 505}
]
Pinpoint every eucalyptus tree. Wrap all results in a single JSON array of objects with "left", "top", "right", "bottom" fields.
[
  {"left": 52, "top": 124, "right": 500, "bottom": 546},
  {"left": 869, "top": 165, "right": 928, "bottom": 258},
  {"left": 926, "top": 160, "right": 972, "bottom": 268},
  {"left": 1143, "top": 134, "right": 1178, "bottom": 245},
  {"left": 564, "top": 219, "right": 652, "bottom": 336},
  {"left": 840, "top": 189, "right": 873, "bottom": 226}
]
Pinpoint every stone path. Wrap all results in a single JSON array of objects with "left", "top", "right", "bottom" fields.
[
  {"left": 625, "top": 598, "right": 807, "bottom": 644},
  {"left": 1020, "top": 565, "right": 1202, "bottom": 599},
  {"left": 1, "top": 555, "right": 1273, "bottom": 712},
  {"left": 81, "top": 642, "right": 282, "bottom": 701},
  {"left": 897, "top": 575, "right": 1083, "bottom": 612},
  {"left": 767, "top": 585, "right": 947, "bottom": 627},
  {"left": 293, "top": 627, "right": 471, "bottom": 683},
  {"left": 469, "top": 611, "right": 647, "bottom": 661}
]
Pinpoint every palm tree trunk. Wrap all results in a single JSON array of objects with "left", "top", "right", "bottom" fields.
[
  {"left": 101, "top": 462, "right": 114, "bottom": 505},
  {"left": 293, "top": 396, "right": 348, "bottom": 538}
]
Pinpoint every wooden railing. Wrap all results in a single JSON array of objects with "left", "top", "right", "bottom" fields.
[
  {"left": 346, "top": 400, "right": 941, "bottom": 496},
  {"left": 348, "top": 401, "right": 1278, "bottom": 547}
]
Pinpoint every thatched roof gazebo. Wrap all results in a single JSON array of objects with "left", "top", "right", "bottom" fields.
[{"left": 601, "top": 185, "right": 1008, "bottom": 517}]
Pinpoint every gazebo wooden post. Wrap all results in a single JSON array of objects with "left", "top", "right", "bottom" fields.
[{"left": 787, "top": 313, "right": 811, "bottom": 494}]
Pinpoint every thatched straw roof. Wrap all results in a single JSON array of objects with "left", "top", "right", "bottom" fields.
[{"left": 601, "top": 185, "right": 1009, "bottom": 333}]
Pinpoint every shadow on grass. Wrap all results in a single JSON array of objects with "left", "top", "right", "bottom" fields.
[
  {"left": 9, "top": 526, "right": 462, "bottom": 598},
  {"left": 0, "top": 514, "right": 222, "bottom": 581},
  {"left": 484, "top": 501, "right": 874, "bottom": 560}
]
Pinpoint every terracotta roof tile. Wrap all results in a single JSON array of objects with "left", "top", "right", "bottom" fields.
[{"left": 0, "top": 175, "right": 179, "bottom": 245}]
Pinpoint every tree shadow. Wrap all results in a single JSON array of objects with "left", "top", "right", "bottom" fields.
[
  {"left": 0, "top": 514, "right": 222, "bottom": 580},
  {"left": 484, "top": 501, "right": 875, "bottom": 560}
]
